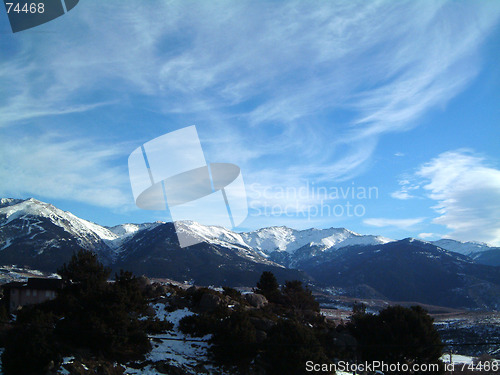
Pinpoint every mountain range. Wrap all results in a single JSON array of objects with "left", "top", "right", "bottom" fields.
[{"left": 1, "top": 198, "right": 499, "bottom": 309}]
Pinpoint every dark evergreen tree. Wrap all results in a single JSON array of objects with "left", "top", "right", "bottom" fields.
[
  {"left": 282, "top": 280, "right": 319, "bottom": 312},
  {"left": 1, "top": 310, "right": 58, "bottom": 375},
  {"left": 58, "top": 249, "right": 110, "bottom": 290},
  {"left": 352, "top": 301, "right": 367, "bottom": 316},
  {"left": 349, "top": 305, "right": 444, "bottom": 374},
  {"left": 263, "top": 319, "right": 330, "bottom": 375},
  {"left": 2, "top": 250, "right": 157, "bottom": 374},
  {"left": 211, "top": 310, "right": 258, "bottom": 372},
  {"left": 255, "top": 271, "right": 280, "bottom": 301}
]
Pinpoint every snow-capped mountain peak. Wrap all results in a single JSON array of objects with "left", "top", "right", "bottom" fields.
[
  {"left": 0, "top": 197, "right": 118, "bottom": 241},
  {"left": 0, "top": 198, "right": 393, "bottom": 261},
  {"left": 240, "top": 226, "right": 392, "bottom": 255},
  {"left": 172, "top": 221, "right": 251, "bottom": 250},
  {"left": 432, "top": 238, "right": 499, "bottom": 256}
]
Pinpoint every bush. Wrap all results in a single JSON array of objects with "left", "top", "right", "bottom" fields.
[
  {"left": 222, "top": 286, "right": 241, "bottom": 300},
  {"left": 262, "top": 318, "right": 331, "bottom": 375},
  {"left": 1, "top": 309, "right": 59, "bottom": 375},
  {"left": 179, "top": 313, "right": 218, "bottom": 337},
  {"left": 1, "top": 250, "right": 157, "bottom": 374},
  {"left": 141, "top": 317, "right": 174, "bottom": 334},
  {"left": 349, "top": 305, "right": 444, "bottom": 374},
  {"left": 282, "top": 280, "right": 319, "bottom": 312},
  {"left": 211, "top": 310, "right": 258, "bottom": 371}
]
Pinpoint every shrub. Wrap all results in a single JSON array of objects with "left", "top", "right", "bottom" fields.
[
  {"left": 222, "top": 286, "right": 241, "bottom": 300},
  {"left": 1, "top": 309, "right": 59, "bottom": 375},
  {"left": 349, "top": 305, "right": 444, "bottom": 374},
  {"left": 211, "top": 310, "right": 258, "bottom": 371},
  {"left": 262, "top": 318, "right": 331, "bottom": 375},
  {"left": 179, "top": 313, "right": 218, "bottom": 337},
  {"left": 1, "top": 250, "right": 157, "bottom": 374},
  {"left": 282, "top": 280, "right": 319, "bottom": 311}
]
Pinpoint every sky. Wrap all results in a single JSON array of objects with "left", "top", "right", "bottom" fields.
[{"left": 1, "top": 1, "right": 500, "bottom": 245}]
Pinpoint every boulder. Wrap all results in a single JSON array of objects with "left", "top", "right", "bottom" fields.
[
  {"left": 199, "top": 292, "right": 223, "bottom": 312},
  {"left": 244, "top": 293, "right": 268, "bottom": 308}
]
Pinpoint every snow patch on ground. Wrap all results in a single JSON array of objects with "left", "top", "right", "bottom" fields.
[
  {"left": 124, "top": 304, "right": 216, "bottom": 375},
  {"left": 441, "top": 354, "right": 476, "bottom": 364}
]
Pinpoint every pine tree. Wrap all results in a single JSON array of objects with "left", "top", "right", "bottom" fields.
[
  {"left": 282, "top": 280, "right": 319, "bottom": 312},
  {"left": 255, "top": 271, "right": 280, "bottom": 301},
  {"left": 349, "top": 305, "right": 444, "bottom": 374}
]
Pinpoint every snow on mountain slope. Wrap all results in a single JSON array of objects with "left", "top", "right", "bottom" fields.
[
  {"left": 173, "top": 221, "right": 251, "bottom": 250},
  {"left": 106, "top": 222, "right": 163, "bottom": 249},
  {"left": 0, "top": 198, "right": 392, "bottom": 261},
  {"left": 0, "top": 198, "right": 25, "bottom": 209},
  {"left": 432, "top": 239, "right": 499, "bottom": 256},
  {"left": 108, "top": 223, "right": 161, "bottom": 237},
  {"left": 0, "top": 198, "right": 163, "bottom": 253},
  {"left": 240, "top": 226, "right": 392, "bottom": 255},
  {"left": 168, "top": 222, "right": 392, "bottom": 258},
  {"left": 170, "top": 221, "right": 276, "bottom": 264},
  {"left": 0, "top": 198, "right": 118, "bottom": 248}
]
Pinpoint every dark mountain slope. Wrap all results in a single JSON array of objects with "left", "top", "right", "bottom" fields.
[{"left": 300, "top": 239, "right": 500, "bottom": 309}]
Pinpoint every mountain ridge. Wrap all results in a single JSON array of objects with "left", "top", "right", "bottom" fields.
[{"left": 1, "top": 198, "right": 499, "bottom": 309}]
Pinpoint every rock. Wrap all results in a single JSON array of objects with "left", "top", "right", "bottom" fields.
[
  {"left": 244, "top": 293, "right": 268, "bottom": 308},
  {"left": 199, "top": 292, "right": 223, "bottom": 312}
]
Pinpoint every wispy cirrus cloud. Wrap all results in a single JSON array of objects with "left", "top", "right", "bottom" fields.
[
  {"left": 1, "top": 1, "right": 499, "bottom": 213},
  {"left": 0, "top": 133, "right": 131, "bottom": 209}
]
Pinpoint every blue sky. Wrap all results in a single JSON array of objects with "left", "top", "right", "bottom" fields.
[{"left": 1, "top": 1, "right": 500, "bottom": 245}]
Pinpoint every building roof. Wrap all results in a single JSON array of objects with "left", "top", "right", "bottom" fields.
[
  {"left": 27, "top": 278, "right": 63, "bottom": 290},
  {"left": 1, "top": 281, "right": 26, "bottom": 289}
]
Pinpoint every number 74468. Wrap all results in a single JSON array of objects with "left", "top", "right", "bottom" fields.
[{"left": 5, "top": 2, "right": 45, "bottom": 14}]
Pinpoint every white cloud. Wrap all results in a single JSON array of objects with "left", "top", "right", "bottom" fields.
[
  {"left": 418, "top": 233, "right": 436, "bottom": 240},
  {"left": 416, "top": 150, "right": 500, "bottom": 246},
  {"left": 0, "top": 134, "right": 131, "bottom": 209},
  {"left": 391, "top": 179, "right": 421, "bottom": 200},
  {"left": 363, "top": 217, "right": 425, "bottom": 229},
  {"left": 391, "top": 190, "right": 414, "bottom": 200}
]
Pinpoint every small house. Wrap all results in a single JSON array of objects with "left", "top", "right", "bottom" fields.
[{"left": 1, "top": 278, "right": 64, "bottom": 312}]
